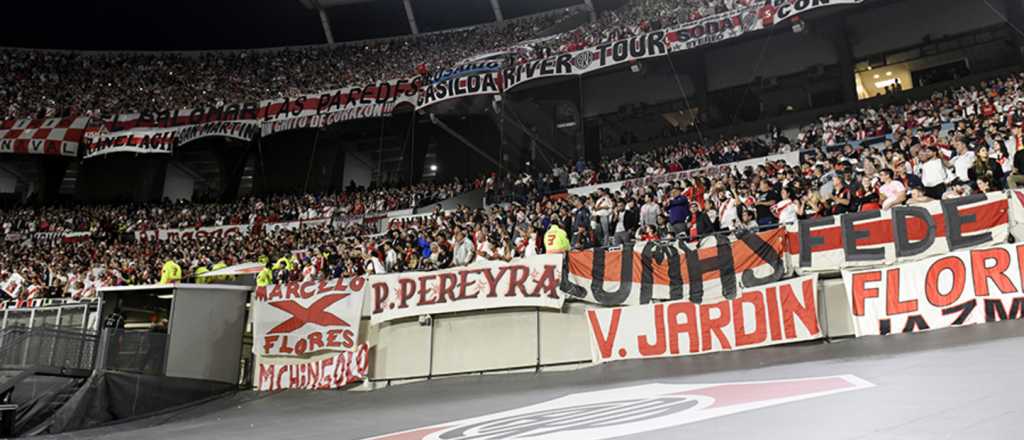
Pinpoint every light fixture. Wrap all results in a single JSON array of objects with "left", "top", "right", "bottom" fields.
[
  {"left": 873, "top": 74, "right": 879, "bottom": 79},
  {"left": 886, "top": 71, "right": 892, "bottom": 76},
  {"left": 429, "top": 164, "right": 438, "bottom": 172}
]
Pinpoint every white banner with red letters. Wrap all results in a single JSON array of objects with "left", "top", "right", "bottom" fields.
[
  {"left": 0, "top": 117, "right": 88, "bottom": 157},
  {"left": 787, "top": 192, "right": 1010, "bottom": 274},
  {"left": 134, "top": 224, "right": 251, "bottom": 241},
  {"left": 843, "top": 243, "right": 1024, "bottom": 337},
  {"left": 587, "top": 274, "right": 820, "bottom": 363},
  {"left": 369, "top": 254, "right": 565, "bottom": 325},
  {"left": 252, "top": 277, "right": 366, "bottom": 358},
  {"left": 255, "top": 343, "right": 369, "bottom": 391},
  {"left": 252, "top": 277, "right": 367, "bottom": 391}
]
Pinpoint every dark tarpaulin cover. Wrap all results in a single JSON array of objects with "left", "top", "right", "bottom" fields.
[{"left": 48, "top": 370, "right": 235, "bottom": 434}]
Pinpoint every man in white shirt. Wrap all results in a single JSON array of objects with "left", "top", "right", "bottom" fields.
[
  {"left": 639, "top": 194, "right": 661, "bottom": 227},
  {"left": 918, "top": 147, "right": 948, "bottom": 200},
  {"left": 950, "top": 139, "right": 975, "bottom": 184},
  {"left": 452, "top": 229, "right": 476, "bottom": 267}
]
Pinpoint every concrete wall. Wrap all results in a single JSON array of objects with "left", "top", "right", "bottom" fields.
[
  {"left": 847, "top": 0, "right": 1006, "bottom": 58},
  {"left": 162, "top": 162, "right": 196, "bottom": 202},
  {"left": 360, "top": 279, "right": 857, "bottom": 382},
  {"left": 0, "top": 167, "right": 15, "bottom": 194}
]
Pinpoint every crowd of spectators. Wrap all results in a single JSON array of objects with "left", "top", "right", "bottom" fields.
[
  {"left": 1, "top": 0, "right": 755, "bottom": 121},
  {"left": 5, "top": 72, "right": 1024, "bottom": 303}
]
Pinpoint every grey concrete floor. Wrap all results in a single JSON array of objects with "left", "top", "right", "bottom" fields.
[{"left": 49, "top": 319, "right": 1024, "bottom": 440}]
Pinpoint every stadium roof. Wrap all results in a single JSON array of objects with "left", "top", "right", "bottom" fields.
[{"left": 0, "top": 0, "right": 584, "bottom": 51}]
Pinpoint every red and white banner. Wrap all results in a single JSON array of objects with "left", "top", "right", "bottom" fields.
[
  {"left": 0, "top": 117, "right": 88, "bottom": 157},
  {"left": 262, "top": 217, "right": 332, "bottom": 234},
  {"left": 562, "top": 228, "right": 790, "bottom": 306},
  {"left": 843, "top": 242, "right": 1024, "bottom": 337},
  {"left": 370, "top": 254, "right": 565, "bottom": 325},
  {"left": 788, "top": 192, "right": 1010, "bottom": 273},
  {"left": 255, "top": 343, "right": 369, "bottom": 391},
  {"left": 134, "top": 224, "right": 251, "bottom": 241},
  {"left": 586, "top": 274, "right": 820, "bottom": 363},
  {"left": 84, "top": 120, "right": 259, "bottom": 159},
  {"left": 567, "top": 151, "right": 799, "bottom": 196},
  {"left": 252, "top": 277, "right": 366, "bottom": 357}
]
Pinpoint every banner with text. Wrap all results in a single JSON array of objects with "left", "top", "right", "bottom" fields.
[
  {"left": 587, "top": 274, "right": 820, "bottom": 363},
  {"left": 788, "top": 192, "right": 1009, "bottom": 273},
  {"left": 134, "top": 224, "right": 251, "bottom": 241},
  {"left": 103, "top": 79, "right": 419, "bottom": 134},
  {"left": 567, "top": 151, "right": 800, "bottom": 196},
  {"left": 562, "top": 228, "right": 790, "bottom": 306},
  {"left": 842, "top": 243, "right": 1024, "bottom": 337},
  {"left": 255, "top": 343, "right": 369, "bottom": 391},
  {"left": 84, "top": 121, "right": 259, "bottom": 159},
  {"left": 0, "top": 117, "right": 88, "bottom": 157},
  {"left": 253, "top": 277, "right": 365, "bottom": 357},
  {"left": 370, "top": 254, "right": 565, "bottom": 325}
]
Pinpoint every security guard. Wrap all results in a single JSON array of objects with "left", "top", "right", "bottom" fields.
[
  {"left": 160, "top": 258, "right": 182, "bottom": 284},
  {"left": 194, "top": 265, "right": 210, "bottom": 284},
  {"left": 256, "top": 263, "right": 274, "bottom": 287},
  {"left": 544, "top": 218, "right": 570, "bottom": 254}
]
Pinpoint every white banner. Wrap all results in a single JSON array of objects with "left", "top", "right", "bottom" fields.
[
  {"left": 842, "top": 243, "right": 1024, "bottom": 337},
  {"left": 134, "top": 224, "right": 251, "bottom": 241},
  {"left": 84, "top": 121, "right": 259, "bottom": 159},
  {"left": 255, "top": 343, "right": 369, "bottom": 391},
  {"left": 262, "top": 217, "right": 332, "bottom": 234},
  {"left": 788, "top": 192, "right": 1010, "bottom": 274},
  {"left": 369, "top": 254, "right": 565, "bottom": 325},
  {"left": 587, "top": 274, "right": 820, "bottom": 363},
  {"left": 567, "top": 151, "right": 799, "bottom": 196},
  {"left": 252, "top": 277, "right": 366, "bottom": 357}
]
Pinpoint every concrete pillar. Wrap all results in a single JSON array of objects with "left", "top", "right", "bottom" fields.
[
  {"left": 318, "top": 9, "right": 335, "bottom": 44},
  {"left": 582, "top": 0, "right": 597, "bottom": 22},
  {"left": 403, "top": 0, "right": 420, "bottom": 35},
  {"left": 489, "top": 0, "right": 504, "bottom": 22},
  {"left": 820, "top": 15, "right": 857, "bottom": 103}
]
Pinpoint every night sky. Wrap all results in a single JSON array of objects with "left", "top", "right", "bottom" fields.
[{"left": 0, "top": 0, "right": 586, "bottom": 51}]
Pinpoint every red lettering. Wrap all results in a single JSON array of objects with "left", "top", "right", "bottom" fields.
[
  {"left": 666, "top": 302, "right": 698, "bottom": 355},
  {"left": 699, "top": 301, "right": 732, "bottom": 352},
  {"left": 398, "top": 279, "right": 417, "bottom": 308},
  {"left": 307, "top": 331, "right": 324, "bottom": 352},
  {"left": 437, "top": 273, "right": 458, "bottom": 303},
  {"left": 764, "top": 286, "right": 783, "bottom": 341},
  {"left": 779, "top": 278, "right": 819, "bottom": 339},
  {"left": 885, "top": 268, "right": 917, "bottom": 315},
  {"left": 372, "top": 282, "right": 388, "bottom": 313},
  {"left": 637, "top": 305, "right": 666, "bottom": 356},
  {"left": 262, "top": 335, "right": 278, "bottom": 355},
  {"left": 850, "top": 271, "right": 881, "bottom": 317},
  {"left": 482, "top": 267, "right": 509, "bottom": 298},
  {"left": 970, "top": 248, "right": 1015, "bottom": 296},
  {"left": 417, "top": 275, "right": 438, "bottom": 306},
  {"left": 732, "top": 292, "right": 767, "bottom": 347},
  {"left": 299, "top": 281, "right": 316, "bottom": 299},
  {"left": 926, "top": 256, "right": 965, "bottom": 307},
  {"left": 507, "top": 265, "right": 530, "bottom": 297},
  {"left": 285, "top": 282, "right": 301, "bottom": 299},
  {"left": 588, "top": 309, "right": 621, "bottom": 359}
]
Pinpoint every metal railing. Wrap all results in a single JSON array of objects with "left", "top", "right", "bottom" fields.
[{"left": 0, "top": 327, "right": 98, "bottom": 371}]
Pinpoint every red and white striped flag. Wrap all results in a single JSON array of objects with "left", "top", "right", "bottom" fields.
[{"left": 0, "top": 116, "right": 89, "bottom": 157}]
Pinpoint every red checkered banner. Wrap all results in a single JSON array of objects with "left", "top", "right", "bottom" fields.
[{"left": 0, "top": 117, "right": 89, "bottom": 157}]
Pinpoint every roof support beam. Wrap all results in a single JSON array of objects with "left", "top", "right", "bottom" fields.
[
  {"left": 317, "top": 8, "right": 335, "bottom": 44},
  {"left": 403, "top": 0, "right": 420, "bottom": 35},
  {"left": 489, "top": 0, "right": 504, "bottom": 23}
]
